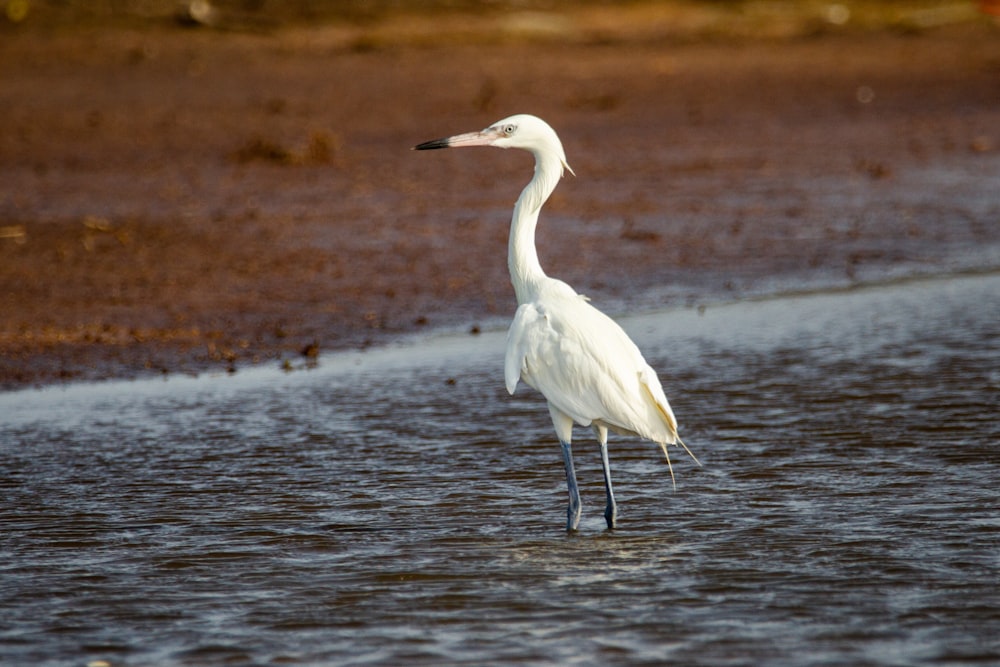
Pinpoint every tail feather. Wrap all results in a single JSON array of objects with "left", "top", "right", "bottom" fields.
[
  {"left": 676, "top": 435, "right": 702, "bottom": 468},
  {"left": 643, "top": 382, "right": 701, "bottom": 489},
  {"left": 657, "top": 437, "right": 701, "bottom": 491},
  {"left": 658, "top": 441, "right": 677, "bottom": 490},
  {"left": 640, "top": 378, "right": 678, "bottom": 438}
]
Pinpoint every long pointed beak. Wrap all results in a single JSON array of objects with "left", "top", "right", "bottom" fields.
[{"left": 413, "top": 128, "right": 500, "bottom": 151}]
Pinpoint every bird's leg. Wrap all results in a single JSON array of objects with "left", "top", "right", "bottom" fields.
[
  {"left": 595, "top": 425, "right": 617, "bottom": 529},
  {"left": 550, "top": 405, "right": 581, "bottom": 531},
  {"left": 560, "top": 441, "right": 582, "bottom": 531},
  {"left": 599, "top": 442, "right": 617, "bottom": 529}
]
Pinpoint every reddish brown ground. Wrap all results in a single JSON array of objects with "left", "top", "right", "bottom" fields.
[{"left": 2, "top": 5, "right": 999, "bottom": 389}]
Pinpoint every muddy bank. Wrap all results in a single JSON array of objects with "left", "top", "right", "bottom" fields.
[{"left": 1, "top": 8, "right": 999, "bottom": 388}]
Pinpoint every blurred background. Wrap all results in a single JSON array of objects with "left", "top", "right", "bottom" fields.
[
  {"left": 1, "top": 1, "right": 998, "bottom": 387},
  {"left": 3, "top": 0, "right": 999, "bottom": 33}
]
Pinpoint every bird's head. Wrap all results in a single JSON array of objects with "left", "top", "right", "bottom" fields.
[{"left": 414, "top": 114, "right": 574, "bottom": 177}]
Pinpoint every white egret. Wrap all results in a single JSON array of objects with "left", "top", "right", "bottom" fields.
[{"left": 414, "top": 114, "right": 699, "bottom": 531}]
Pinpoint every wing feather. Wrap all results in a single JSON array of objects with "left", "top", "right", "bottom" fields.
[
  {"left": 504, "top": 303, "right": 539, "bottom": 395},
  {"left": 506, "top": 280, "right": 681, "bottom": 444}
]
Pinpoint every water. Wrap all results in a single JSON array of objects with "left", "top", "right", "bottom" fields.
[{"left": 2, "top": 273, "right": 998, "bottom": 667}]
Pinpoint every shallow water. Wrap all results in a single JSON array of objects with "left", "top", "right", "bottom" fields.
[{"left": 2, "top": 273, "right": 999, "bottom": 667}]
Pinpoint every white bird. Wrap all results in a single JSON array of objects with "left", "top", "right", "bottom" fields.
[{"left": 414, "top": 114, "right": 699, "bottom": 531}]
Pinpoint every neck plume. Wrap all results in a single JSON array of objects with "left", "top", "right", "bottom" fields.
[{"left": 508, "top": 150, "right": 565, "bottom": 304}]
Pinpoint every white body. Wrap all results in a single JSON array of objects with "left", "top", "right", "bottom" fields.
[
  {"left": 415, "top": 114, "right": 696, "bottom": 529},
  {"left": 505, "top": 277, "right": 680, "bottom": 448}
]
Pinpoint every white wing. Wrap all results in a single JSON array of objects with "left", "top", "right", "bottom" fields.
[
  {"left": 505, "top": 279, "right": 680, "bottom": 445},
  {"left": 504, "top": 302, "right": 539, "bottom": 396}
]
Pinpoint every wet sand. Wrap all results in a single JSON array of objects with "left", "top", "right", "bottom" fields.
[{"left": 2, "top": 6, "right": 999, "bottom": 388}]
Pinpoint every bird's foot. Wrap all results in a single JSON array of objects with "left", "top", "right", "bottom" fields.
[
  {"left": 604, "top": 503, "right": 617, "bottom": 530},
  {"left": 566, "top": 500, "right": 582, "bottom": 532}
]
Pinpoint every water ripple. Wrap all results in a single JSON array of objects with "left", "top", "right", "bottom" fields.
[{"left": 1, "top": 274, "right": 998, "bottom": 666}]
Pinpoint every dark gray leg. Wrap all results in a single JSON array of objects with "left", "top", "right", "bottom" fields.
[
  {"left": 560, "top": 441, "right": 582, "bottom": 531},
  {"left": 599, "top": 440, "right": 617, "bottom": 529}
]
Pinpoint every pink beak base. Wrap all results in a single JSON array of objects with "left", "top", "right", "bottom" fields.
[{"left": 413, "top": 128, "right": 500, "bottom": 151}]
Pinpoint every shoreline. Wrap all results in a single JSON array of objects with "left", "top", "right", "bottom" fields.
[{"left": 5, "top": 267, "right": 997, "bottom": 398}]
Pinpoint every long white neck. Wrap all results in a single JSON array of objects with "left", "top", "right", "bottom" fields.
[{"left": 508, "top": 150, "right": 564, "bottom": 305}]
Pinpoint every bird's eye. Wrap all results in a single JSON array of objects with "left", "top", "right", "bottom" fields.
[{"left": 503, "top": 124, "right": 516, "bottom": 135}]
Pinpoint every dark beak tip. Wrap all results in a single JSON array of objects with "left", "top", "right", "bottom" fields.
[{"left": 413, "top": 138, "right": 451, "bottom": 151}]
